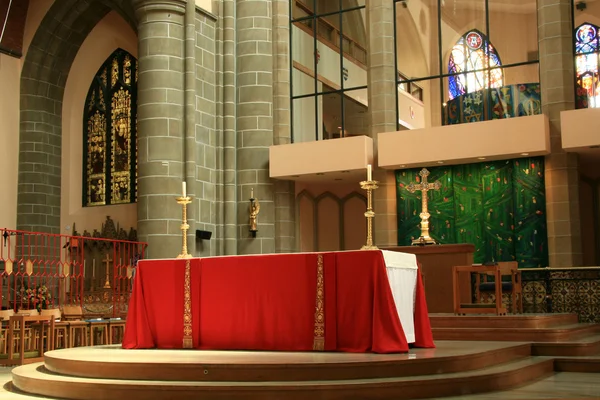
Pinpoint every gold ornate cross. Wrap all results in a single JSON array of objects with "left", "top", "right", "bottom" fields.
[{"left": 406, "top": 168, "right": 442, "bottom": 245}]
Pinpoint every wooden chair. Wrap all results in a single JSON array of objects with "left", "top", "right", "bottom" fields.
[
  {"left": 41, "top": 308, "right": 69, "bottom": 349},
  {"left": 108, "top": 318, "right": 126, "bottom": 344},
  {"left": 0, "top": 310, "right": 14, "bottom": 354},
  {"left": 476, "top": 261, "right": 523, "bottom": 314},
  {"left": 453, "top": 262, "right": 522, "bottom": 315},
  {"left": 62, "top": 306, "right": 89, "bottom": 347},
  {"left": 87, "top": 318, "right": 109, "bottom": 346},
  {"left": 0, "top": 315, "right": 54, "bottom": 366}
]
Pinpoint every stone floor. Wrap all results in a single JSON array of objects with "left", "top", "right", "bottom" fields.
[
  {"left": 436, "top": 372, "right": 600, "bottom": 399},
  {"left": 1, "top": 365, "right": 599, "bottom": 399}
]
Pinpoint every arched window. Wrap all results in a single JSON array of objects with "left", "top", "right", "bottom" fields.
[
  {"left": 83, "top": 49, "right": 137, "bottom": 207},
  {"left": 574, "top": 23, "right": 600, "bottom": 109},
  {"left": 448, "top": 30, "right": 503, "bottom": 100}
]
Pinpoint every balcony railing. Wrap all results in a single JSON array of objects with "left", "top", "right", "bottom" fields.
[
  {"left": 0, "top": 228, "right": 147, "bottom": 317},
  {"left": 444, "top": 83, "right": 541, "bottom": 125},
  {"left": 293, "top": 0, "right": 367, "bottom": 67}
]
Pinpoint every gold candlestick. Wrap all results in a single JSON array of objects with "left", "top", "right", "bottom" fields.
[
  {"left": 176, "top": 195, "right": 193, "bottom": 259},
  {"left": 102, "top": 253, "right": 112, "bottom": 289},
  {"left": 360, "top": 180, "right": 379, "bottom": 250}
]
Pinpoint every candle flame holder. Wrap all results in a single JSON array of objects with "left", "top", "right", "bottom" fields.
[{"left": 360, "top": 180, "right": 379, "bottom": 250}]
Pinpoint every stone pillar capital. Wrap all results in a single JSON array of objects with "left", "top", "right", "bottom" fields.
[{"left": 133, "top": 0, "right": 187, "bottom": 22}]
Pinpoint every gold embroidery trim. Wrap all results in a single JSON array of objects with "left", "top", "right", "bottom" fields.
[
  {"left": 183, "top": 259, "right": 193, "bottom": 348},
  {"left": 313, "top": 254, "right": 325, "bottom": 351}
]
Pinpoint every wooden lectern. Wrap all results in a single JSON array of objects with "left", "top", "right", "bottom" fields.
[{"left": 382, "top": 244, "right": 475, "bottom": 313}]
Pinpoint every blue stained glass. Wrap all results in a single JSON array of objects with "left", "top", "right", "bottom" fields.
[
  {"left": 575, "top": 23, "right": 600, "bottom": 109},
  {"left": 448, "top": 30, "right": 503, "bottom": 100},
  {"left": 575, "top": 24, "right": 598, "bottom": 54}
]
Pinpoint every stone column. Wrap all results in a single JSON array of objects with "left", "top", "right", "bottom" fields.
[
  {"left": 134, "top": 0, "right": 187, "bottom": 259},
  {"left": 236, "top": 0, "right": 275, "bottom": 254},
  {"left": 272, "top": 0, "right": 296, "bottom": 253},
  {"left": 538, "top": 0, "right": 583, "bottom": 267},
  {"left": 218, "top": 0, "right": 239, "bottom": 255},
  {"left": 366, "top": 0, "right": 398, "bottom": 247}
]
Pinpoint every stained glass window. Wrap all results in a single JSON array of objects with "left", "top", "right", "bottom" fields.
[
  {"left": 574, "top": 23, "right": 600, "bottom": 109},
  {"left": 83, "top": 49, "right": 138, "bottom": 207},
  {"left": 448, "top": 30, "right": 503, "bottom": 100}
]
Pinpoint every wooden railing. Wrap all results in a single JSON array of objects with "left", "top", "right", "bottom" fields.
[
  {"left": 293, "top": 0, "right": 368, "bottom": 67},
  {"left": 0, "top": 228, "right": 147, "bottom": 318}
]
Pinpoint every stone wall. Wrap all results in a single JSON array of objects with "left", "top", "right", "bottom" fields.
[{"left": 194, "top": 10, "right": 218, "bottom": 255}]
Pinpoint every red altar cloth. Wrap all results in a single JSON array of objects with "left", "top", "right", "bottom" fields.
[{"left": 123, "top": 250, "right": 434, "bottom": 354}]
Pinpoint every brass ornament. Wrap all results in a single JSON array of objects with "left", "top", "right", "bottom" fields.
[
  {"left": 63, "top": 262, "right": 70, "bottom": 277},
  {"left": 360, "top": 180, "right": 379, "bottom": 250},
  {"left": 4, "top": 260, "right": 12, "bottom": 275},
  {"left": 313, "top": 254, "right": 325, "bottom": 351},
  {"left": 406, "top": 168, "right": 442, "bottom": 246},
  {"left": 176, "top": 195, "right": 193, "bottom": 259},
  {"left": 183, "top": 259, "right": 193, "bottom": 349},
  {"left": 25, "top": 260, "right": 34, "bottom": 276}
]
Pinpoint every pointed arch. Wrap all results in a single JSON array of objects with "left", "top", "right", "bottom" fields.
[
  {"left": 447, "top": 29, "right": 503, "bottom": 100},
  {"left": 83, "top": 48, "right": 138, "bottom": 207},
  {"left": 574, "top": 22, "right": 600, "bottom": 109}
]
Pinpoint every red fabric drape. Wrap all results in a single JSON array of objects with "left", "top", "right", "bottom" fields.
[
  {"left": 413, "top": 265, "right": 435, "bottom": 348},
  {"left": 123, "top": 251, "right": 434, "bottom": 353}
]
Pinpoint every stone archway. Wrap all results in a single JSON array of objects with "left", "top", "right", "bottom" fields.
[{"left": 17, "top": 0, "right": 135, "bottom": 233}]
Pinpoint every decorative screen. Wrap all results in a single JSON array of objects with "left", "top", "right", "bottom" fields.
[
  {"left": 448, "top": 30, "right": 503, "bottom": 100},
  {"left": 83, "top": 49, "right": 138, "bottom": 207}
]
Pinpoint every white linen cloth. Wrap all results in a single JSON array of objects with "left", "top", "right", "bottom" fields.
[{"left": 381, "top": 250, "right": 418, "bottom": 343}]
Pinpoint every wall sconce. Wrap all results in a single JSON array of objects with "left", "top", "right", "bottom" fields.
[{"left": 249, "top": 188, "right": 260, "bottom": 238}]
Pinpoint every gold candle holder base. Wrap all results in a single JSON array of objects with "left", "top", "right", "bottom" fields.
[
  {"left": 360, "top": 180, "right": 379, "bottom": 250},
  {"left": 176, "top": 196, "right": 193, "bottom": 259}
]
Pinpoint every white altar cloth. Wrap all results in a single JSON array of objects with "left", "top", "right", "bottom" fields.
[{"left": 381, "top": 250, "right": 418, "bottom": 343}]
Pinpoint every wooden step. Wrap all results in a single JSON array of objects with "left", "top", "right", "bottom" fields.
[
  {"left": 429, "top": 313, "right": 579, "bottom": 329},
  {"left": 432, "top": 323, "right": 600, "bottom": 342},
  {"left": 12, "top": 357, "right": 555, "bottom": 400},
  {"left": 554, "top": 357, "right": 600, "bottom": 373},
  {"left": 42, "top": 343, "right": 531, "bottom": 381},
  {"left": 532, "top": 334, "right": 600, "bottom": 357}
]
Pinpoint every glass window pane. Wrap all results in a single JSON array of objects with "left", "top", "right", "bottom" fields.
[
  {"left": 443, "top": 0, "right": 487, "bottom": 99},
  {"left": 342, "top": 88, "right": 369, "bottom": 137},
  {"left": 398, "top": 78, "right": 440, "bottom": 130},
  {"left": 292, "top": 18, "right": 318, "bottom": 97},
  {"left": 339, "top": 8, "right": 367, "bottom": 91},
  {"left": 320, "top": 87, "right": 343, "bottom": 140},
  {"left": 395, "top": 0, "right": 440, "bottom": 79},
  {"left": 293, "top": 96, "right": 322, "bottom": 143},
  {"left": 488, "top": 0, "right": 537, "bottom": 66},
  {"left": 315, "top": 0, "right": 363, "bottom": 17},
  {"left": 292, "top": 0, "right": 314, "bottom": 21}
]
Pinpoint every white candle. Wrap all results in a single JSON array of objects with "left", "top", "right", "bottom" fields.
[
  {"left": 367, "top": 164, "right": 372, "bottom": 181},
  {"left": 251, "top": 188, "right": 254, "bottom": 198},
  {"left": 182, "top": 181, "right": 187, "bottom": 197}
]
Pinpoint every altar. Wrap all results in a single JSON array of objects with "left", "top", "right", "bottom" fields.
[{"left": 123, "top": 250, "right": 434, "bottom": 354}]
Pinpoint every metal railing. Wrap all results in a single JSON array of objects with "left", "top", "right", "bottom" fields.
[
  {"left": 0, "top": 228, "right": 147, "bottom": 317},
  {"left": 521, "top": 267, "right": 600, "bottom": 323}
]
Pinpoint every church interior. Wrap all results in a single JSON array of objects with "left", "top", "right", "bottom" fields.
[{"left": 0, "top": 0, "right": 600, "bottom": 398}]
